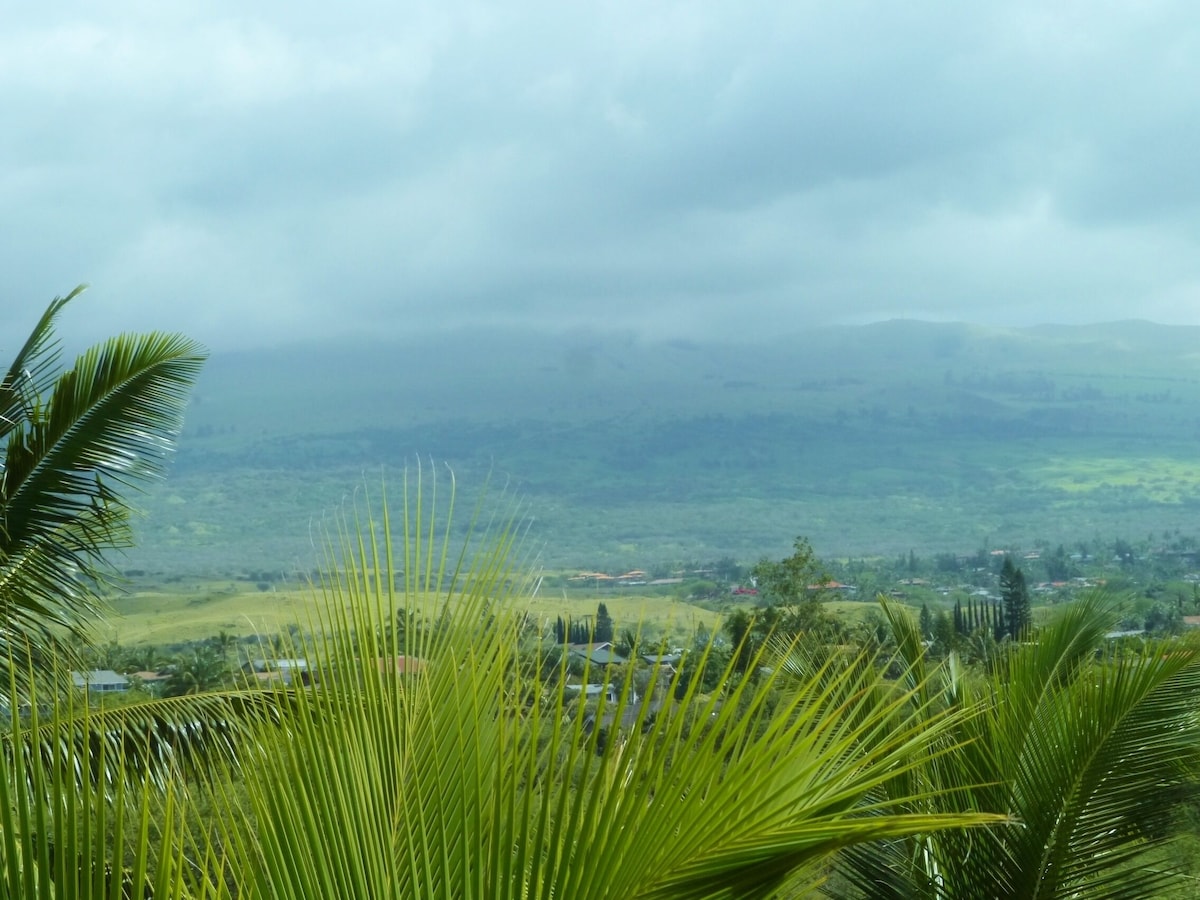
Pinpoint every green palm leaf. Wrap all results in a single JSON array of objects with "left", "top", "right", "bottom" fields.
[
  {"left": 0, "top": 466, "right": 1007, "bottom": 899},
  {"left": 0, "top": 661, "right": 196, "bottom": 900},
  {"left": 0, "top": 289, "right": 77, "bottom": 444},
  {"left": 0, "top": 291, "right": 206, "bottom": 683},
  {"left": 204, "top": 472, "right": 1002, "bottom": 900},
  {"left": 842, "top": 591, "right": 1200, "bottom": 899}
]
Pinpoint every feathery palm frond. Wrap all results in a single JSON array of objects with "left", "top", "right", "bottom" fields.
[
  {"left": 0, "top": 290, "right": 206, "bottom": 683},
  {"left": 202, "top": 469, "right": 1003, "bottom": 900},
  {"left": 0, "top": 660, "right": 196, "bottom": 900},
  {"left": 0, "top": 289, "right": 77, "bottom": 443},
  {"left": 838, "top": 591, "right": 1200, "bottom": 900},
  {"left": 0, "top": 466, "right": 1007, "bottom": 899}
]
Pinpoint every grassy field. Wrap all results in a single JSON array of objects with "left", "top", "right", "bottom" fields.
[
  {"left": 97, "top": 567, "right": 916, "bottom": 651},
  {"left": 101, "top": 584, "right": 317, "bottom": 645},
  {"left": 99, "top": 580, "right": 727, "bottom": 647},
  {"left": 1033, "top": 456, "right": 1200, "bottom": 503}
]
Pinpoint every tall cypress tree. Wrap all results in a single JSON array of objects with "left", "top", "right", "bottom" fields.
[
  {"left": 594, "top": 602, "right": 615, "bottom": 643},
  {"left": 576, "top": 620, "right": 592, "bottom": 644},
  {"left": 1000, "top": 557, "right": 1032, "bottom": 640}
]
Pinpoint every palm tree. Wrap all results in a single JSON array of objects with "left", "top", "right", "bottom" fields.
[
  {"left": 832, "top": 593, "right": 1200, "bottom": 899},
  {"left": 0, "top": 469, "right": 1004, "bottom": 898},
  {"left": 164, "top": 644, "right": 230, "bottom": 696},
  {"left": 0, "top": 294, "right": 1006, "bottom": 896},
  {"left": 1, "top": 287, "right": 206, "bottom": 684},
  {"left": 188, "top": 477, "right": 1004, "bottom": 899}
]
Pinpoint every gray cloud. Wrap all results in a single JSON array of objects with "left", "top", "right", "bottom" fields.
[{"left": 3, "top": 1, "right": 1200, "bottom": 350}]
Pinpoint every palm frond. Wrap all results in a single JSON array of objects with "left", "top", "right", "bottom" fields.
[
  {"left": 0, "top": 322, "right": 206, "bottom": 680},
  {"left": 13, "top": 689, "right": 293, "bottom": 786},
  {"left": 848, "top": 589, "right": 1200, "bottom": 899},
  {"left": 208, "top": 469, "right": 1003, "bottom": 900},
  {"left": 0, "top": 288, "right": 80, "bottom": 443},
  {"left": 0, "top": 659, "right": 196, "bottom": 899}
]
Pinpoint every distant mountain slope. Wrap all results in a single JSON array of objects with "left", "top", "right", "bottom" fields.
[{"left": 132, "top": 320, "right": 1200, "bottom": 574}]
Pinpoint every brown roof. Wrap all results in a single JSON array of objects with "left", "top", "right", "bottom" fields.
[{"left": 130, "top": 671, "right": 171, "bottom": 682}]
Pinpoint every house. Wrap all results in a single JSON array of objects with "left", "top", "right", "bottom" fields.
[
  {"left": 640, "top": 651, "right": 682, "bottom": 668},
  {"left": 242, "top": 658, "right": 311, "bottom": 686},
  {"left": 566, "top": 642, "right": 627, "bottom": 666},
  {"left": 71, "top": 670, "right": 130, "bottom": 693},
  {"left": 568, "top": 572, "right": 615, "bottom": 583},
  {"left": 564, "top": 683, "right": 621, "bottom": 704},
  {"left": 565, "top": 681, "right": 642, "bottom": 706},
  {"left": 129, "top": 671, "right": 172, "bottom": 694}
]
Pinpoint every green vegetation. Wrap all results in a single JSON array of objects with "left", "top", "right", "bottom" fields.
[
  {"left": 835, "top": 595, "right": 1200, "bottom": 899},
  {"left": 0, "top": 288, "right": 205, "bottom": 685},
  {"left": 10, "top": 304, "right": 1200, "bottom": 896},
  {"left": 127, "top": 319, "right": 1200, "bottom": 574},
  {"left": 4, "top": 467, "right": 1011, "bottom": 897},
  {"left": 25, "top": 476, "right": 1200, "bottom": 898},
  {"left": 999, "top": 555, "right": 1032, "bottom": 639}
]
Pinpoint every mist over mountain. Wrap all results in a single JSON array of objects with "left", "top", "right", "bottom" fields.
[{"left": 132, "top": 319, "right": 1200, "bottom": 575}]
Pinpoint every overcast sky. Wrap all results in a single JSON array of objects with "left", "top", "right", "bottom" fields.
[{"left": 4, "top": 1, "right": 1200, "bottom": 350}]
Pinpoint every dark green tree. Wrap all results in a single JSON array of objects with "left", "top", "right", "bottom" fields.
[
  {"left": 746, "top": 538, "right": 839, "bottom": 645},
  {"left": 594, "top": 602, "right": 614, "bottom": 643},
  {"left": 999, "top": 556, "right": 1031, "bottom": 640},
  {"left": 931, "top": 609, "right": 957, "bottom": 654},
  {"left": 751, "top": 536, "right": 827, "bottom": 606},
  {"left": 919, "top": 603, "right": 933, "bottom": 639},
  {"left": 1044, "top": 544, "right": 1072, "bottom": 581},
  {"left": 1113, "top": 537, "right": 1136, "bottom": 567},
  {"left": 614, "top": 627, "right": 642, "bottom": 661},
  {"left": 165, "top": 644, "right": 230, "bottom": 696},
  {"left": 712, "top": 556, "right": 744, "bottom": 583},
  {"left": 723, "top": 608, "right": 755, "bottom": 673},
  {"left": 673, "top": 626, "right": 731, "bottom": 699},
  {"left": 211, "top": 630, "right": 238, "bottom": 665},
  {"left": 1144, "top": 602, "right": 1183, "bottom": 636}
]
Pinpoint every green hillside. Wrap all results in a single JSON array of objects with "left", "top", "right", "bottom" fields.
[{"left": 129, "top": 320, "right": 1200, "bottom": 574}]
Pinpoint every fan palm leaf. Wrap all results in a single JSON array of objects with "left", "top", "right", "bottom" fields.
[
  {"left": 199, "top": 472, "right": 1004, "bottom": 900},
  {"left": 0, "top": 466, "right": 1007, "bottom": 899}
]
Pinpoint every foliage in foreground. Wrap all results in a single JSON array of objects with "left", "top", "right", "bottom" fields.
[
  {"left": 830, "top": 593, "right": 1200, "bottom": 899},
  {"left": 0, "top": 472, "right": 1001, "bottom": 898},
  {"left": 0, "top": 288, "right": 206, "bottom": 686}
]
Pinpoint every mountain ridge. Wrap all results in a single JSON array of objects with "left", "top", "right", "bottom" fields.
[{"left": 129, "top": 318, "right": 1200, "bottom": 574}]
